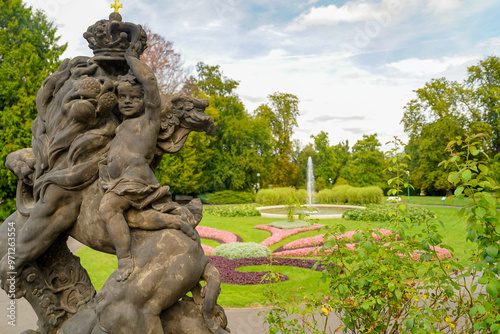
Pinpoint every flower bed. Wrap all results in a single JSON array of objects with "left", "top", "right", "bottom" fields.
[
  {"left": 208, "top": 256, "right": 331, "bottom": 285},
  {"left": 196, "top": 226, "right": 242, "bottom": 244},
  {"left": 255, "top": 223, "right": 324, "bottom": 247},
  {"left": 270, "top": 229, "right": 449, "bottom": 260},
  {"left": 201, "top": 244, "right": 215, "bottom": 255},
  {"left": 281, "top": 228, "right": 392, "bottom": 250}
]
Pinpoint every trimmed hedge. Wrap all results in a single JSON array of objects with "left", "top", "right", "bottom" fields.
[
  {"left": 212, "top": 242, "right": 272, "bottom": 259},
  {"left": 343, "top": 204, "right": 437, "bottom": 224},
  {"left": 255, "top": 187, "right": 308, "bottom": 206},
  {"left": 316, "top": 185, "right": 383, "bottom": 205},
  {"left": 198, "top": 190, "right": 255, "bottom": 204},
  {"left": 203, "top": 204, "right": 261, "bottom": 217}
]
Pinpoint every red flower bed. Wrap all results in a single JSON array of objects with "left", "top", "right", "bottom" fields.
[{"left": 208, "top": 256, "right": 336, "bottom": 285}]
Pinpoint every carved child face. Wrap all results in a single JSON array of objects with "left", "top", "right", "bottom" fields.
[{"left": 117, "top": 82, "right": 144, "bottom": 118}]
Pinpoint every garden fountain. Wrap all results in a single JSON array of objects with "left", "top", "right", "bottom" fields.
[
  {"left": 256, "top": 157, "right": 364, "bottom": 219},
  {"left": 307, "top": 156, "right": 315, "bottom": 205}
]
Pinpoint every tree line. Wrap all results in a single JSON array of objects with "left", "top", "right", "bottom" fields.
[{"left": 2, "top": 1, "right": 500, "bottom": 217}]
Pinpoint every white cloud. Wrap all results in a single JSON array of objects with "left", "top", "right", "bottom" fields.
[
  {"left": 425, "top": 0, "right": 462, "bottom": 14},
  {"left": 16, "top": 0, "right": 500, "bottom": 150},
  {"left": 287, "top": 2, "right": 380, "bottom": 31},
  {"left": 386, "top": 56, "right": 478, "bottom": 76},
  {"left": 286, "top": 0, "right": 416, "bottom": 32}
]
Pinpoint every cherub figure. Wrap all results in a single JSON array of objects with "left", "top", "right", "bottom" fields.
[{"left": 99, "top": 52, "right": 169, "bottom": 281}]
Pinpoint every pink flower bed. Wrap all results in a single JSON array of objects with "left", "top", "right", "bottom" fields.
[
  {"left": 282, "top": 229, "right": 393, "bottom": 250},
  {"left": 196, "top": 226, "right": 240, "bottom": 244},
  {"left": 409, "top": 246, "right": 453, "bottom": 261},
  {"left": 201, "top": 244, "right": 215, "bottom": 255},
  {"left": 274, "top": 244, "right": 357, "bottom": 257},
  {"left": 255, "top": 223, "right": 324, "bottom": 247}
]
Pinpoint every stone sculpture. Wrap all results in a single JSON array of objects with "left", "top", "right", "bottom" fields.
[{"left": 0, "top": 7, "right": 228, "bottom": 334}]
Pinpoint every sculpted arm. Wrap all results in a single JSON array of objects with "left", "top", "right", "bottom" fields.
[{"left": 125, "top": 53, "right": 161, "bottom": 122}]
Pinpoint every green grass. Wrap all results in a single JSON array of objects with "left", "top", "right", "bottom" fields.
[
  {"left": 78, "top": 247, "right": 117, "bottom": 291},
  {"left": 76, "top": 205, "right": 474, "bottom": 307},
  {"left": 218, "top": 265, "right": 327, "bottom": 307},
  {"left": 401, "top": 195, "right": 499, "bottom": 207}
]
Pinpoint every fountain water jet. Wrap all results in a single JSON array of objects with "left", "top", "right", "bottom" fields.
[
  {"left": 256, "top": 156, "right": 365, "bottom": 219},
  {"left": 307, "top": 156, "right": 315, "bottom": 205}
]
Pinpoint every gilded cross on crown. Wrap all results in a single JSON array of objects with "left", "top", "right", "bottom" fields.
[{"left": 111, "top": 0, "right": 123, "bottom": 13}]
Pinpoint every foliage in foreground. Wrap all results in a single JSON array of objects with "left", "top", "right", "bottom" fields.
[
  {"left": 343, "top": 204, "right": 436, "bottom": 224},
  {"left": 203, "top": 204, "right": 260, "bottom": 217},
  {"left": 212, "top": 242, "right": 271, "bottom": 259},
  {"left": 262, "top": 135, "right": 500, "bottom": 333}
]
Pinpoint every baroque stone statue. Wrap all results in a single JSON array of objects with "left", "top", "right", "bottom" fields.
[{"left": 0, "top": 9, "right": 230, "bottom": 334}]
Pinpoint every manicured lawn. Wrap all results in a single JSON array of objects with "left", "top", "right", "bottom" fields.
[
  {"left": 400, "top": 195, "right": 499, "bottom": 208},
  {"left": 76, "top": 205, "right": 474, "bottom": 308}
]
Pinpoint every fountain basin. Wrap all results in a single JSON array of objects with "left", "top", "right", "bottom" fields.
[{"left": 255, "top": 204, "right": 364, "bottom": 219}]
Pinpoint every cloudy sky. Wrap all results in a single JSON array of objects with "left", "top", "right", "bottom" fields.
[{"left": 22, "top": 0, "right": 500, "bottom": 150}]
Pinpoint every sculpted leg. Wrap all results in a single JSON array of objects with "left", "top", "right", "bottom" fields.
[
  {"left": 99, "top": 192, "right": 134, "bottom": 281},
  {"left": 0, "top": 185, "right": 82, "bottom": 293}
]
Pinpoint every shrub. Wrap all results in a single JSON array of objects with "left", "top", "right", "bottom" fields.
[
  {"left": 212, "top": 242, "right": 271, "bottom": 259},
  {"left": 256, "top": 188, "right": 307, "bottom": 206},
  {"left": 198, "top": 190, "right": 255, "bottom": 204},
  {"left": 316, "top": 185, "right": 383, "bottom": 205},
  {"left": 203, "top": 204, "right": 261, "bottom": 217},
  {"left": 343, "top": 204, "right": 436, "bottom": 224}
]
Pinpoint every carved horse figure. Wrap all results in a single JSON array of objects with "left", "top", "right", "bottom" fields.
[{"left": 0, "top": 55, "right": 227, "bottom": 334}]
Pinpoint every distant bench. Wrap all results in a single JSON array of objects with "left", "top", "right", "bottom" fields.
[
  {"left": 175, "top": 195, "right": 193, "bottom": 201},
  {"left": 386, "top": 197, "right": 401, "bottom": 202}
]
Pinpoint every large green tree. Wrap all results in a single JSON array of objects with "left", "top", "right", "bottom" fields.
[
  {"left": 340, "top": 134, "right": 386, "bottom": 187},
  {"left": 256, "top": 92, "right": 300, "bottom": 186},
  {"left": 0, "top": 0, "right": 66, "bottom": 213},
  {"left": 156, "top": 62, "right": 273, "bottom": 193},
  {"left": 466, "top": 56, "right": 500, "bottom": 154},
  {"left": 311, "top": 131, "right": 349, "bottom": 188},
  {"left": 401, "top": 66, "right": 497, "bottom": 194}
]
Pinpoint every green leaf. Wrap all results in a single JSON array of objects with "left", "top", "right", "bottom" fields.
[
  {"left": 478, "top": 277, "right": 489, "bottom": 285},
  {"left": 454, "top": 186, "right": 464, "bottom": 196},
  {"left": 462, "top": 169, "right": 472, "bottom": 181},
  {"left": 479, "top": 164, "right": 489, "bottom": 174},
  {"left": 404, "top": 318, "right": 414, "bottom": 328},
  {"left": 486, "top": 246, "right": 498, "bottom": 258},
  {"left": 467, "top": 229, "right": 477, "bottom": 242},
  {"left": 486, "top": 282, "right": 499, "bottom": 297},
  {"left": 475, "top": 207, "right": 487, "bottom": 218}
]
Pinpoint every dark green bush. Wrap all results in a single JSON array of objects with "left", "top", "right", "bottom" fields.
[
  {"left": 343, "top": 204, "right": 436, "bottom": 224},
  {"left": 203, "top": 204, "right": 261, "bottom": 217},
  {"left": 198, "top": 190, "right": 255, "bottom": 204}
]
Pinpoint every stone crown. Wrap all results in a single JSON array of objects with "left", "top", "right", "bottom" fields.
[{"left": 83, "top": 12, "right": 147, "bottom": 60}]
